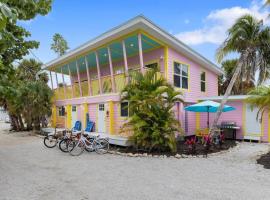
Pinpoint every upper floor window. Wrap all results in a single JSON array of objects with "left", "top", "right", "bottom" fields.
[
  {"left": 173, "top": 62, "right": 188, "bottom": 89},
  {"left": 145, "top": 62, "right": 158, "bottom": 69},
  {"left": 200, "top": 72, "right": 206, "bottom": 92},
  {"left": 120, "top": 102, "right": 129, "bottom": 117}
]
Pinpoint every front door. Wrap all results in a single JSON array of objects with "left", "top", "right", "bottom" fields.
[
  {"left": 71, "top": 105, "right": 77, "bottom": 128},
  {"left": 97, "top": 103, "right": 106, "bottom": 132},
  {"left": 245, "top": 104, "right": 261, "bottom": 140}
]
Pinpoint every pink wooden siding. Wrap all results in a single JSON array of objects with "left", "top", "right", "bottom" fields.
[
  {"left": 199, "top": 100, "right": 269, "bottom": 142},
  {"left": 168, "top": 47, "right": 219, "bottom": 136},
  {"left": 167, "top": 47, "right": 218, "bottom": 103},
  {"left": 88, "top": 104, "right": 97, "bottom": 131}
]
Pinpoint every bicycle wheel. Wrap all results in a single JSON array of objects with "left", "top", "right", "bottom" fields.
[
  {"left": 59, "top": 138, "right": 72, "bottom": 153},
  {"left": 43, "top": 135, "right": 57, "bottom": 148},
  {"left": 85, "top": 137, "right": 95, "bottom": 152},
  {"left": 94, "top": 138, "right": 109, "bottom": 154},
  {"left": 69, "top": 140, "right": 85, "bottom": 156}
]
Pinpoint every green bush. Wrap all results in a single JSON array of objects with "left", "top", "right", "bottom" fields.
[{"left": 121, "top": 68, "right": 183, "bottom": 153}]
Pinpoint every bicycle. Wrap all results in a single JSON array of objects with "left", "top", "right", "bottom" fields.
[
  {"left": 68, "top": 133, "right": 109, "bottom": 156},
  {"left": 43, "top": 127, "right": 66, "bottom": 148},
  {"left": 59, "top": 131, "right": 80, "bottom": 152}
]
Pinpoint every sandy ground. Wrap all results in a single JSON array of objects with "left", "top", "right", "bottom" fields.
[{"left": 0, "top": 122, "right": 270, "bottom": 200}]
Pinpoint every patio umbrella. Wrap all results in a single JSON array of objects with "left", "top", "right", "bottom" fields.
[{"left": 184, "top": 100, "right": 236, "bottom": 128}]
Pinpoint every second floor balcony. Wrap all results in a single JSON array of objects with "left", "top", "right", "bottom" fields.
[{"left": 48, "top": 31, "right": 166, "bottom": 101}]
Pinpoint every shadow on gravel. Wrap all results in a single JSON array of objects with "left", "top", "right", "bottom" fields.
[{"left": 257, "top": 152, "right": 270, "bottom": 169}]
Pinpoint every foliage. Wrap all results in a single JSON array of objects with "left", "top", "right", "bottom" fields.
[
  {"left": 216, "top": 15, "right": 270, "bottom": 85},
  {"left": 121, "top": 68, "right": 183, "bottom": 153},
  {"left": 0, "top": 0, "right": 52, "bottom": 66},
  {"left": 246, "top": 86, "right": 270, "bottom": 122},
  {"left": 211, "top": 14, "right": 270, "bottom": 134},
  {"left": 185, "top": 137, "right": 196, "bottom": 155},
  {"left": 0, "top": 1, "right": 52, "bottom": 131},
  {"left": 51, "top": 33, "right": 69, "bottom": 56},
  {"left": 0, "top": 59, "right": 53, "bottom": 131},
  {"left": 219, "top": 59, "right": 255, "bottom": 95}
]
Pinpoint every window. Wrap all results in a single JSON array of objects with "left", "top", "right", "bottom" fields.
[
  {"left": 72, "top": 106, "right": 76, "bottom": 112},
  {"left": 58, "top": 106, "right": 65, "bottom": 116},
  {"left": 145, "top": 62, "right": 158, "bottom": 69},
  {"left": 173, "top": 62, "right": 189, "bottom": 89},
  {"left": 99, "top": 104, "right": 105, "bottom": 111},
  {"left": 200, "top": 72, "right": 206, "bottom": 92},
  {"left": 120, "top": 102, "right": 129, "bottom": 117}
]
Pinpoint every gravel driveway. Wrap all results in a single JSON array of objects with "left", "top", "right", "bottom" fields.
[{"left": 0, "top": 122, "right": 270, "bottom": 200}]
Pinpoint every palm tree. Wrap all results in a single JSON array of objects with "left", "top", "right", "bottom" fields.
[
  {"left": 51, "top": 33, "right": 69, "bottom": 57},
  {"left": 246, "top": 86, "right": 270, "bottom": 122},
  {"left": 121, "top": 68, "right": 183, "bottom": 153},
  {"left": 219, "top": 59, "right": 255, "bottom": 95},
  {"left": 211, "top": 14, "right": 270, "bottom": 135}
]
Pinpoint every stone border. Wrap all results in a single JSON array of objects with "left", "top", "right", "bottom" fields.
[{"left": 107, "top": 141, "right": 240, "bottom": 159}]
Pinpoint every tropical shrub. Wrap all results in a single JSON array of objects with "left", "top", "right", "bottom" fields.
[
  {"left": 246, "top": 86, "right": 270, "bottom": 122},
  {"left": 121, "top": 68, "right": 183, "bottom": 153},
  {"left": 0, "top": 59, "right": 53, "bottom": 131}
]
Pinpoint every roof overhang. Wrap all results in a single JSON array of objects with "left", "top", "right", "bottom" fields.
[
  {"left": 42, "top": 15, "right": 223, "bottom": 75},
  {"left": 199, "top": 95, "right": 251, "bottom": 101}
]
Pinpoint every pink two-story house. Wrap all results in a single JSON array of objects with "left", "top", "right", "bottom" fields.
[{"left": 45, "top": 16, "right": 258, "bottom": 142}]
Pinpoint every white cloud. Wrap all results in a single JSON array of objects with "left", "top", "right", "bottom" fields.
[{"left": 175, "top": 0, "right": 270, "bottom": 45}]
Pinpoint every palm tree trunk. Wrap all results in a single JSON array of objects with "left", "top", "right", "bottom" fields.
[
  {"left": 18, "top": 115, "right": 25, "bottom": 131},
  {"left": 210, "top": 52, "right": 248, "bottom": 136}
]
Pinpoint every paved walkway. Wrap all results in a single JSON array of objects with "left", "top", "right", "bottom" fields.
[{"left": 0, "top": 122, "right": 270, "bottom": 200}]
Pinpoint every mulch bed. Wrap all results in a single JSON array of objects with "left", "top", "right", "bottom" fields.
[
  {"left": 110, "top": 140, "right": 237, "bottom": 157},
  {"left": 257, "top": 152, "right": 270, "bottom": 169}
]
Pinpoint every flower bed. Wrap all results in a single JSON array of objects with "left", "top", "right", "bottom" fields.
[{"left": 109, "top": 139, "right": 237, "bottom": 158}]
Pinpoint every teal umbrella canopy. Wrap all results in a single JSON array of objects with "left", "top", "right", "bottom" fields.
[
  {"left": 184, "top": 100, "right": 235, "bottom": 113},
  {"left": 184, "top": 100, "right": 236, "bottom": 128}
]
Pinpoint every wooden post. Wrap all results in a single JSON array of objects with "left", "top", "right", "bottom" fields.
[
  {"left": 55, "top": 71, "right": 59, "bottom": 87},
  {"left": 95, "top": 51, "right": 103, "bottom": 94},
  {"left": 138, "top": 33, "right": 144, "bottom": 73},
  {"left": 85, "top": 56, "right": 92, "bottom": 96},
  {"left": 49, "top": 71, "right": 54, "bottom": 89},
  {"left": 68, "top": 64, "right": 74, "bottom": 98},
  {"left": 107, "top": 46, "right": 116, "bottom": 93},
  {"left": 122, "top": 40, "right": 129, "bottom": 83},
  {"left": 61, "top": 67, "right": 67, "bottom": 99},
  {"left": 76, "top": 60, "right": 83, "bottom": 97}
]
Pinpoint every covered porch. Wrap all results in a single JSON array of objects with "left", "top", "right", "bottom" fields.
[{"left": 47, "top": 31, "right": 167, "bottom": 101}]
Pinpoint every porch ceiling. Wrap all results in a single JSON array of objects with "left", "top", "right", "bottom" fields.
[{"left": 53, "top": 33, "right": 162, "bottom": 75}]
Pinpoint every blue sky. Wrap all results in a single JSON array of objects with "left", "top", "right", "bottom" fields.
[{"left": 19, "top": 0, "right": 269, "bottom": 65}]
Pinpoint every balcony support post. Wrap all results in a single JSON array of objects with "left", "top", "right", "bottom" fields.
[
  {"left": 138, "top": 33, "right": 144, "bottom": 73},
  {"left": 95, "top": 51, "right": 103, "bottom": 94},
  {"left": 68, "top": 64, "right": 74, "bottom": 98},
  {"left": 61, "top": 67, "right": 67, "bottom": 99},
  {"left": 122, "top": 40, "right": 129, "bottom": 83},
  {"left": 84, "top": 57, "right": 92, "bottom": 96},
  {"left": 107, "top": 46, "right": 116, "bottom": 93},
  {"left": 49, "top": 71, "right": 54, "bottom": 89},
  {"left": 76, "top": 60, "right": 83, "bottom": 97}
]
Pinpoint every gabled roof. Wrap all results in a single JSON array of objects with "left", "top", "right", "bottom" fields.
[{"left": 43, "top": 15, "right": 223, "bottom": 75}]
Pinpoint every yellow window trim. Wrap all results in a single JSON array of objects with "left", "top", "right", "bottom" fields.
[
  {"left": 172, "top": 59, "right": 190, "bottom": 92},
  {"left": 119, "top": 101, "right": 129, "bottom": 120},
  {"left": 200, "top": 70, "right": 207, "bottom": 93}
]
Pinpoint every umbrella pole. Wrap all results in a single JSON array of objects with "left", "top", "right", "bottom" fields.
[{"left": 207, "top": 106, "right": 209, "bottom": 128}]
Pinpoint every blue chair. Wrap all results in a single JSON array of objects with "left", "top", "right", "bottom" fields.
[
  {"left": 85, "top": 121, "right": 94, "bottom": 132},
  {"left": 72, "top": 121, "right": 82, "bottom": 132}
]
